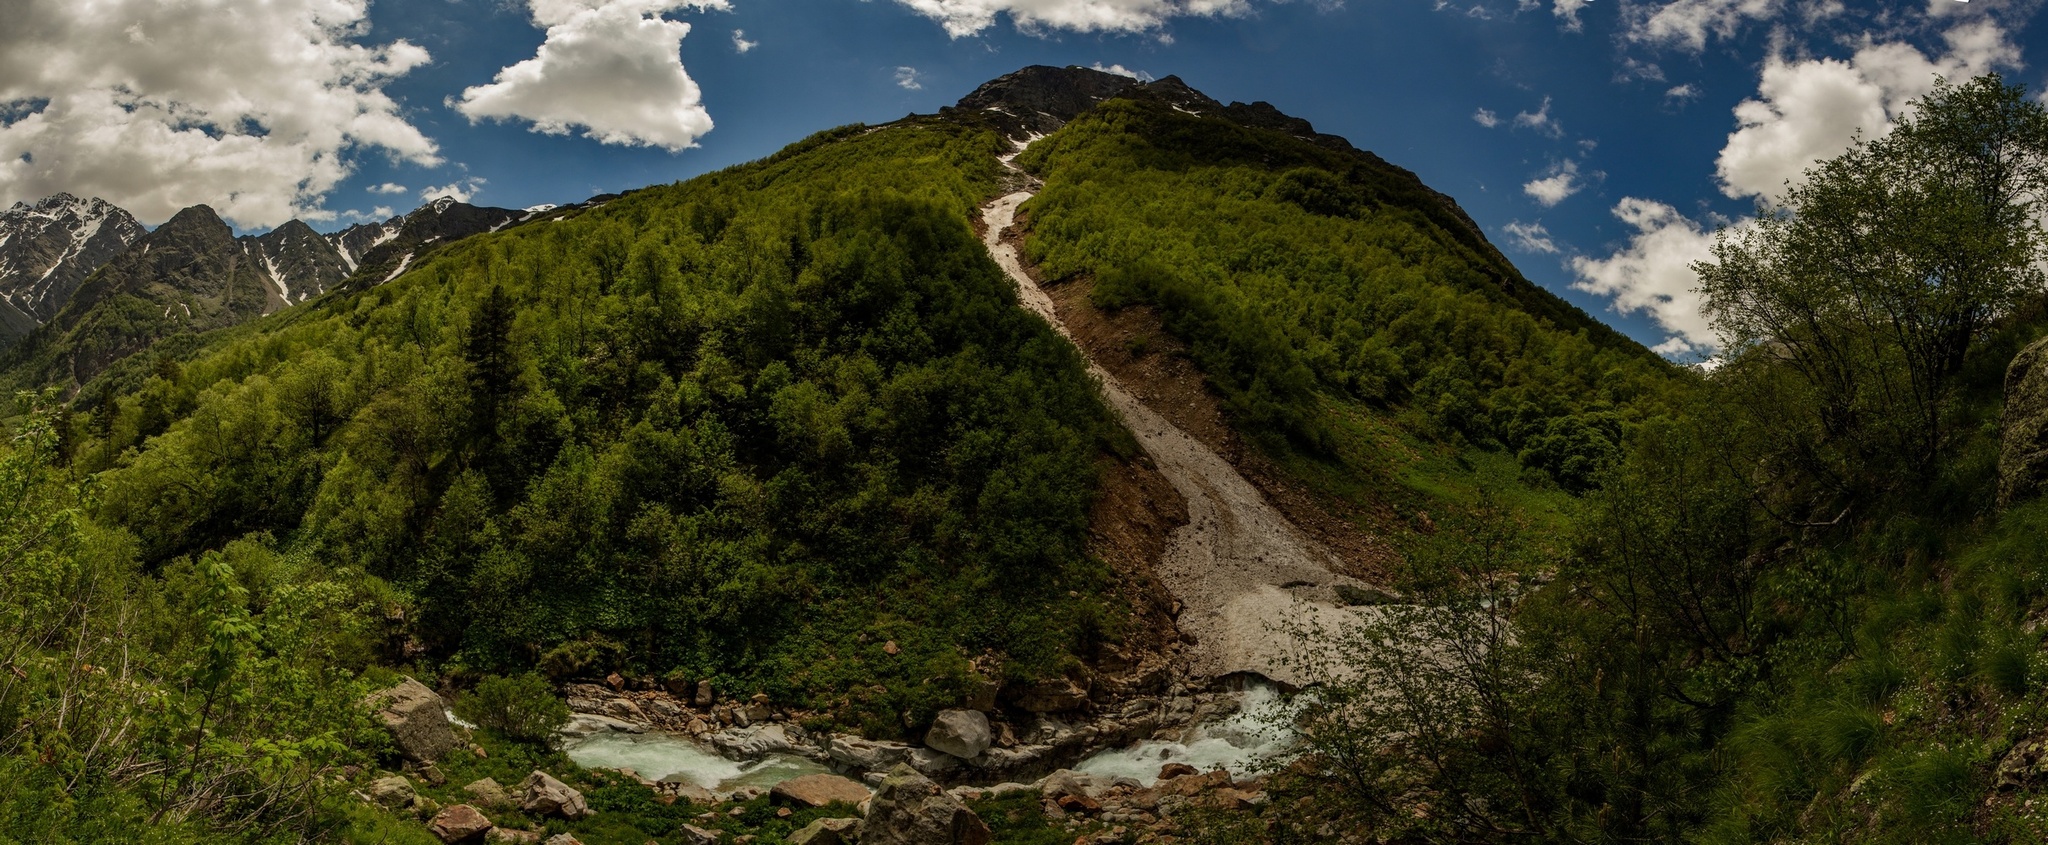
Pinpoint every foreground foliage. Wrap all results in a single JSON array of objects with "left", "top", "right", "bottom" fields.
[{"left": 1282, "top": 74, "right": 2048, "bottom": 845}]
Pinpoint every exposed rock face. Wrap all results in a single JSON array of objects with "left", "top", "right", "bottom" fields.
[
  {"left": 771, "top": 773, "right": 873, "bottom": 808},
  {"left": 2002, "top": 335, "right": 2048, "bottom": 506},
  {"left": 924, "top": 710, "right": 992, "bottom": 759},
  {"left": 518, "top": 770, "right": 591, "bottom": 820},
  {"left": 428, "top": 804, "right": 493, "bottom": 842},
  {"left": 860, "top": 765, "right": 991, "bottom": 845},
  {"left": 949, "top": 65, "right": 1147, "bottom": 139},
  {"left": 365, "top": 677, "right": 459, "bottom": 763}
]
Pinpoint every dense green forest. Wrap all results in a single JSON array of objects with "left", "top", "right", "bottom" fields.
[
  {"left": 0, "top": 118, "right": 1144, "bottom": 840},
  {"left": 1014, "top": 89, "right": 1681, "bottom": 521}
]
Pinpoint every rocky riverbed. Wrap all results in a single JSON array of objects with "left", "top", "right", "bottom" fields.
[{"left": 553, "top": 673, "right": 1295, "bottom": 797}]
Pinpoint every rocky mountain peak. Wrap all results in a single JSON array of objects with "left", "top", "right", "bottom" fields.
[
  {"left": 950, "top": 65, "right": 1150, "bottom": 139},
  {"left": 0, "top": 192, "right": 147, "bottom": 342}
]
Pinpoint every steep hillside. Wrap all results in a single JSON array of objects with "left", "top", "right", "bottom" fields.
[
  {"left": 982, "top": 67, "right": 1683, "bottom": 540},
  {"left": 58, "top": 118, "right": 1131, "bottom": 735}
]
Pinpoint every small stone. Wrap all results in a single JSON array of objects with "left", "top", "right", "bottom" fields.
[
  {"left": 541, "top": 835, "right": 584, "bottom": 845},
  {"left": 428, "top": 804, "right": 493, "bottom": 843},
  {"left": 420, "top": 764, "right": 448, "bottom": 786},
  {"left": 694, "top": 680, "right": 716, "bottom": 708},
  {"left": 1058, "top": 793, "right": 1102, "bottom": 814},
  {"left": 605, "top": 672, "right": 625, "bottom": 691},
  {"left": 1157, "top": 762, "right": 1199, "bottom": 781},
  {"left": 677, "top": 825, "right": 720, "bottom": 845}
]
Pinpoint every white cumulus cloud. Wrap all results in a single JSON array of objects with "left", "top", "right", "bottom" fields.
[
  {"left": 1570, "top": 198, "right": 1730, "bottom": 350},
  {"left": 421, "top": 178, "right": 486, "bottom": 204},
  {"left": 1716, "top": 21, "right": 2018, "bottom": 203},
  {"left": 733, "top": 29, "right": 757, "bottom": 53},
  {"left": 0, "top": 0, "right": 440, "bottom": 228},
  {"left": 892, "top": 0, "right": 1255, "bottom": 37},
  {"left": 895, "top": 67, "right": 924, "bottom": 90},
  {"left": 455, "top": 0, "right": 726, "bottom": 152},
  {"left": 1473, "top": 107, "right": 1501, "bottom": 128},
  {"left": 369, "top": 182, "right": 410, "bottom": 195},
  {"left": 1524, "top": 160, "right": 1586, "bottom": 206}
]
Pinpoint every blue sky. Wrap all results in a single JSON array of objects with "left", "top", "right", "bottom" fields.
[{"left": 2, "top": 0, "right": 2041, "bottom": 357}]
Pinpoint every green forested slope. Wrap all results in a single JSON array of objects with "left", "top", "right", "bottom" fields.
[
  {"left": 57, "top": 118, "right": 1126, "bottom": 731},
  {"left": 1013, "top": 90, "right": 1683, "bottom": 520}
]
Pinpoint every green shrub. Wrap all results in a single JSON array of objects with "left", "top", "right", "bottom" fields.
[{"left": 457, "top": 674, "right": 571, "bottom": 744}]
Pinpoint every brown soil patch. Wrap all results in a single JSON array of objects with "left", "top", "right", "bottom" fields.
[{"left": 1013, "top": 233, "right": 1400, "bottom": 582}]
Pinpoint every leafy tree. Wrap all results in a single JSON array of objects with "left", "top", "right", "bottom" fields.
[{"left": 1699, "top": 75, "right": 2048, "bottom": 503}]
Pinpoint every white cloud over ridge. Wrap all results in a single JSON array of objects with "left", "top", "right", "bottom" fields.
[
  {"left": 892, "top": 0, "right": 1254, "bottom": 37},
  {"left": 1716, "top": 20, "right": 2019, "bottom": 203},
  {"left": 1569, "top": 198, "right": 1728, "bottom": 350},
  {"left": 0, "top": 0, "right": 439, "bottom": 228},
  {"left": 421, "top": 178, "right": 486, "bottom": 204},
  {"left": 1503, "top": 221, "right": 1559, "bottom": 254},
  {"left": 455, "top": 0, "right": 726, "bottom": 152}
]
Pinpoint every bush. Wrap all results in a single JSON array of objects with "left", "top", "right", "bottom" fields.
[{"left": 457, "top": 674, "right": 571, "bottom": 744}]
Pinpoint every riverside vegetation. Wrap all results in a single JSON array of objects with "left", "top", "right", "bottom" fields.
[{"left": 3, "top": 64, "right": 2048, "bottom": 845}]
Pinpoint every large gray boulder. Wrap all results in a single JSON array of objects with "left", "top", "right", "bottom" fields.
[
  {"left": 924, "top": 710, "right": 991, "bottom": 760},
  {"left": 365, "top": 677, "right": 459, "bottom": 763},
  {"left": 2004, "top": 335, "right": 2048, "bottom": 506},
  {"left": 860, "top": 764, "right": 991, "bottom": 845},
  {"left": 517, "top": 770, "right": 590, "bottom": 820}
]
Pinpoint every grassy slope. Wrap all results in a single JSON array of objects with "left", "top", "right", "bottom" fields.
[{"left": 1013, "top": 93, "right": 1687, "bottom": 548}]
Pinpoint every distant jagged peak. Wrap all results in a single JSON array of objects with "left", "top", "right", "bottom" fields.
[{"left": 4, "top": 191, "right": 134, "bottom": 223}]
